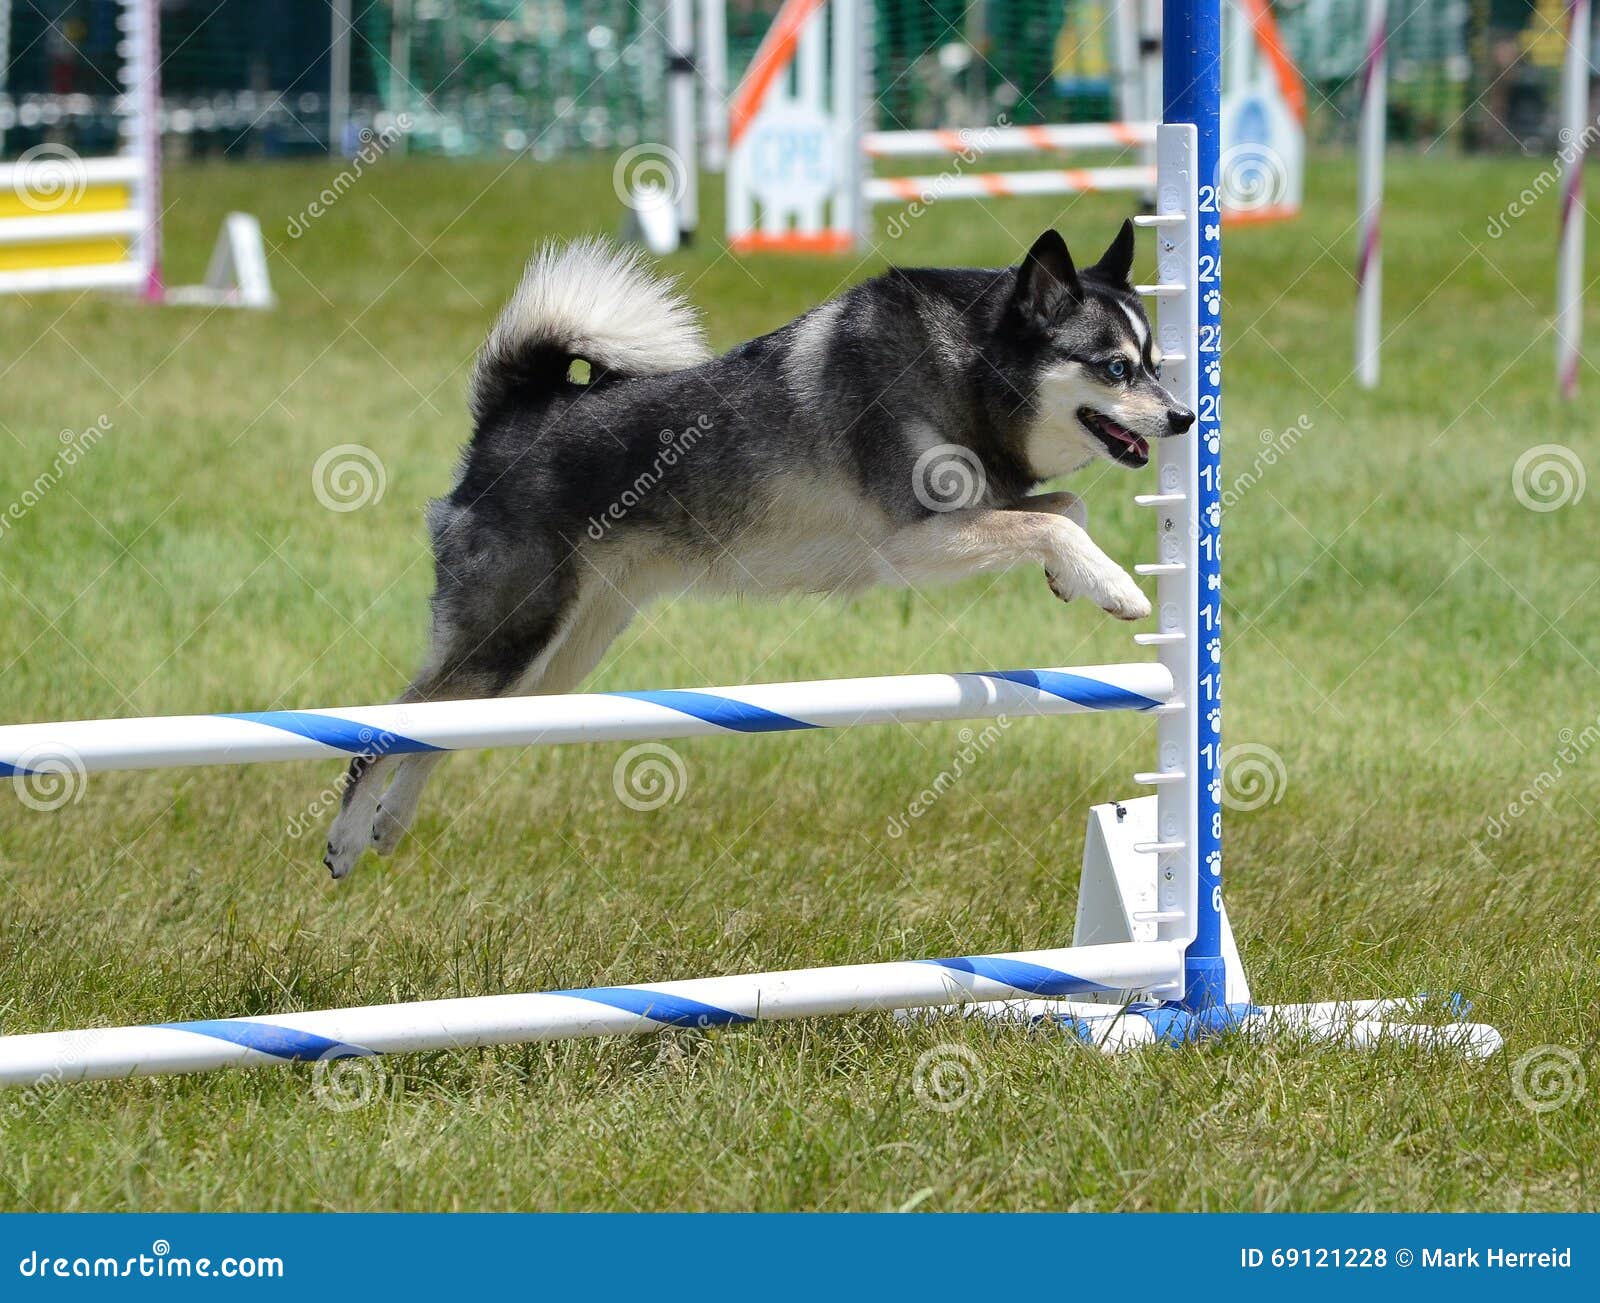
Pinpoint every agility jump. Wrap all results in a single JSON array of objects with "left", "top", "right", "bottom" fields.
[
  {"left": 0, "top": 0, "right": 272, "bottom": 307},
  {"left": 0, "top": 0, "right": 1500, "bottom": 1089}
]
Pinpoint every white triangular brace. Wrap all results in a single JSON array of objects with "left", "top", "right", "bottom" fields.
[
  {"left": 1073, "top": 796, "right": 1250, "bottom": 1005},
  {"left": 164, "top": 212, "right": 275, "bottom": 309}
]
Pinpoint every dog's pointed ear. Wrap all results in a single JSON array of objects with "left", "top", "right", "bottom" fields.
[
  {"left": 1012, "top": 229, "right": 1081, "bottom": 322},
  {"left": 1088, "top": 218, "right": 1137, "bottom": 285}
]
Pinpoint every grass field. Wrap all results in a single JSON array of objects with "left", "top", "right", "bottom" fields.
[{"left": 0, "top": 150, "right": 1596, "bottom": 1212}]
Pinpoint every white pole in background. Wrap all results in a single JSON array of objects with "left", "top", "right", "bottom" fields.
[
  {"left": 698, "top": 0, "right": 727, "bottom": 171},
  {"left": 1354, "top": 0, "right": 1387, "bottom": 389},
  {"left": 389, "top": 0, "right": 412, "bottom": 156},
  {"left": 122, "top": 0, "right": 162, "bottom": 302},
  {"left": 330, "top": 0, "right": 352, "bottom": 154},
  {"left": 1556, "top": 0, "right": 1593, "bottom": 399},
  {"left": 1137, "top": 0, "right": 1162, "bottom": 203},
  {"left": 665, "top": 0, "right": 699, "bottom": 243},
  {"left": 0, "top": 0, "right": 12, "bottom": 157}
]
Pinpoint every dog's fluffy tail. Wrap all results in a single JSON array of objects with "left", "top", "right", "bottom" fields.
[{"left": 469, "top": 238, "right": 710, "bottom": 423}]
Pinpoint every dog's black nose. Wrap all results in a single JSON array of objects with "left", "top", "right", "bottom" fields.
[{"left": 1168, "top": 407, "right": 1195, "bottom": 434}]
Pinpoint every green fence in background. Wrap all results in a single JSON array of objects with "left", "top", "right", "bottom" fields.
[{"left": 0, "top": 0, "right": 1591, "bottom": 162}]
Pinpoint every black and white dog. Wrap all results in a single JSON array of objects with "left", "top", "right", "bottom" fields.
[{"left": 323, "top": 222, "right": 1193, "bottom": 877}]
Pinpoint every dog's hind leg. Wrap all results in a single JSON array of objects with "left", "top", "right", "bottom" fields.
[
  {"left": 368, "top": 573, "right": 642, "bottom": 859},
  {"left": 324, "top": 561, "right": 580, "bottom": 879}
]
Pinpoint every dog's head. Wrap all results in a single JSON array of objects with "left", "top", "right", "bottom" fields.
[{"left": 1003, "top": 222, "right": 1194, "bottom": 478}]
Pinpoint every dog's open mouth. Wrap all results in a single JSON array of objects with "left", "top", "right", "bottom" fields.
[{"left": 1077, "top": 408, "right": 1149, "bottom": 467}]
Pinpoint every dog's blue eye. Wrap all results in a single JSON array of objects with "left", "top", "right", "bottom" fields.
[{"left": 1106, "top": 359, "right": 1128, "bottom": 380}]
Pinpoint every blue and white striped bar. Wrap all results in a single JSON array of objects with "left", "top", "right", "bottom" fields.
[
  {"left": 0, "top": 941, "right": 1183, "bottom": 1086},
  {"left": 0, "top": 663, "right": 1171, "bottom": 777}
]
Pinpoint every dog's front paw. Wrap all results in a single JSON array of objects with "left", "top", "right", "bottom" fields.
[
  {"left": 323, "top": 809, "right": 369, "bottom": 880},
  {"left": 1094, "top": 566, "right": 1151, "bottom": 621}
]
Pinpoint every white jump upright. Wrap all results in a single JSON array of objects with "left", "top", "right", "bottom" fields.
[
  {"left": 1556, "top": 0, "right": 1593, "bottom": 400},
  {"left": 0, "top": 0, "right": 1501, "bottom": 1090},
  {"left": 1354, "top": 0, "right": 1387, "bottom": 390}
]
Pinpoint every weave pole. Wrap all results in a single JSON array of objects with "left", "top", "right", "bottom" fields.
[
  {"left": 1354, "top": 0, "right": 1387, "bottom": 389},
  {"left": 1557, "top": 0, "right": 1593, "bottom": 399}
]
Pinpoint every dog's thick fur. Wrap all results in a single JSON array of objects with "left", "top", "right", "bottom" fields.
[{"left": 324, "top": 224, "right": 1193, "bottom": 877}]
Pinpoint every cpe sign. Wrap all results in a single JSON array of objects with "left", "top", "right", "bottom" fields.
[{"left": 745, "top": 105, "right": 839, "bottom": 211}]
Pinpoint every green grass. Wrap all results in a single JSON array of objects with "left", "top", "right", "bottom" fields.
[{"left": 0, "top": 150, "right": 1596, "bottom": 1211}]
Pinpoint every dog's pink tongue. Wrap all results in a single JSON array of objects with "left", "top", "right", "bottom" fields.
[{"left": 1105, "top": 418, "right": 1148, "bottom": 459}]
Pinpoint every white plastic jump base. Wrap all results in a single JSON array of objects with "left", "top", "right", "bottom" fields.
[{"left": 898, "top": 997, "right": 1504, "bottom": 1058}]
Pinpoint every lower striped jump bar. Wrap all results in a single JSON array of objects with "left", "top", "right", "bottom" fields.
[
  {"left": 0, "top": 662, "right": 1170, "bottom": 777},
  {"left": 0, "top": 941, "right": 1182, "bottom": 1087}
]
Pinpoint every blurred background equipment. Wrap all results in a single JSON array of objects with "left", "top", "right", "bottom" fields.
[
  {"left": 0, "top": 0, "right": 159, "bottom": 296},
  {"left": 0, "top": 0, "right": 272, "bottom": 304},
  {"left": 0, "top": 1, "right": 1589, "bottom": 366},
  {"left": 722, "top": 0, "right": 1307, "bottom": 253},
  {"left": 1, "top": 2, "right": 1588, "bottom": 161}
]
